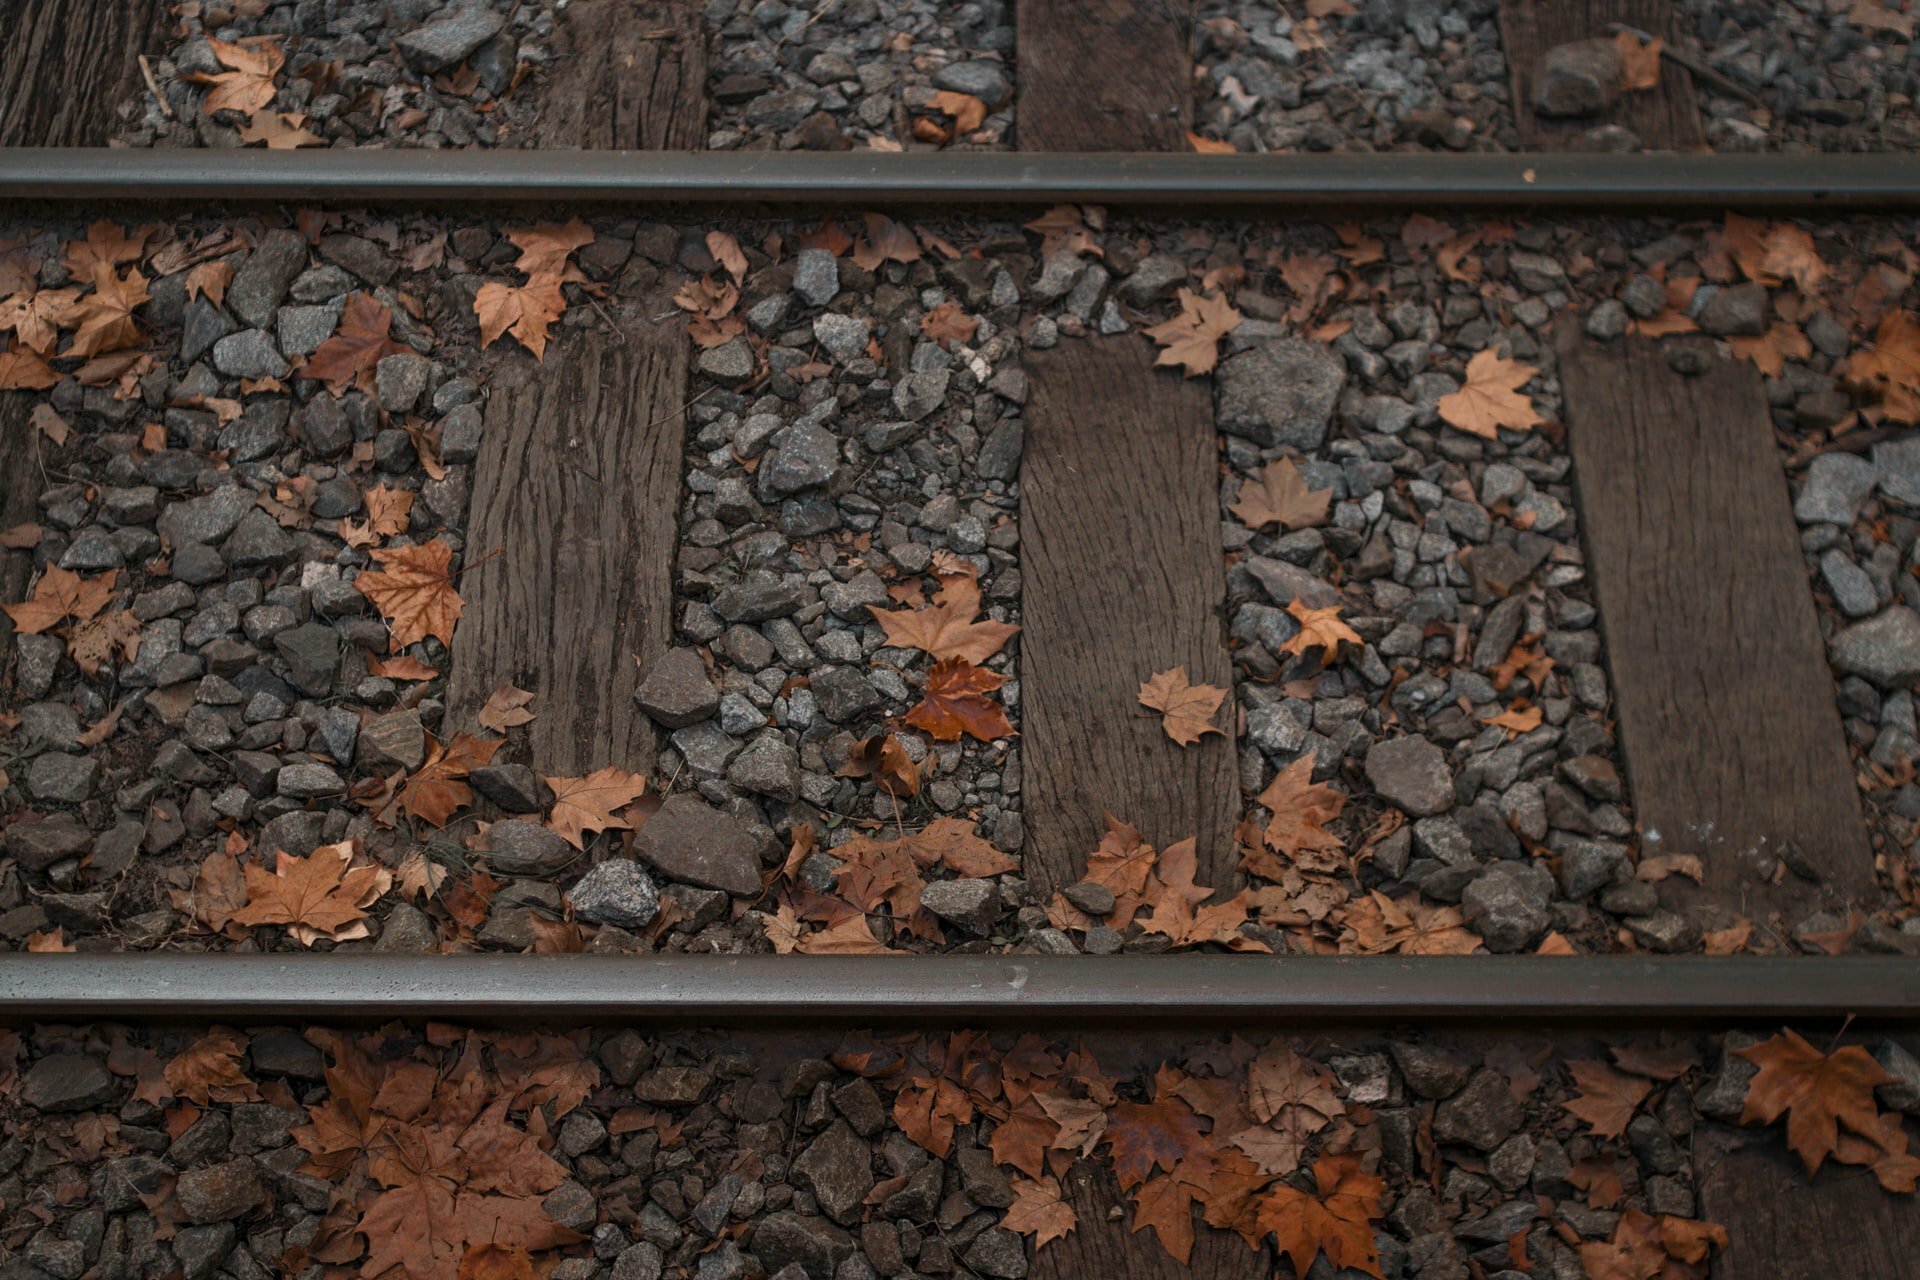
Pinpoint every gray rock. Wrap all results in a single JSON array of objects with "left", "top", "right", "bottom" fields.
[
  {"left": 792, "top": 249, "right": 840, "bottom": 307},
  {"left": 728, "top": 737, "right": 801, "bottom": 801},
  {"left": 933, "top": 60, "right": 1011, "bottom": 108},
  {"left": 471, "top": 764, "right": 550, "bottom": 812},
  {"left": 1432, "top": 1069, "right": 1523, "bottom": 1150},
  {"left": 891, "top": 369, "right": 951, "bottom": 421},
  {"left": 212, "top": 329, "right": 289, "bottom": 380},
  {"left": 223, "top": 509, "right": 295, "bottom": 568},
  {"left": 921, "top": 878, "right": 1002, "bottom": 932},
  {"left": 182, "top": 295, "right": 233, "bottom": 363},
  {"left": 750, "top": 1212, "right": 853, "bottom": 1279},
  {"left": 375, "top": 352, "right": 431, "bottom": 412},
  {"left": 228, "top": 230, "right": 306, "bottom": 328},
  {"left": 358, "top": 709, "right": 427, "bottom": 772},
  {"left": 277, "top": 761, "right": 345, "bottom": 799},
  {"left": 1874, "top": 436, "right": 1920, "bottom": 507},
  {"left": 791, "top": 1120, "right": 873, "bottom": 1227},
  {"left": 760, "top": 422, "right": 841, "bottom": 496},
  {"left": 27, "top": 752, "right": 97, "bottom": 803},
  {"left": 1830, "top": 607, "right": 1920, "bottom": 687},
  {"left": 698, "top": 339, "right": 756, "bottom": 386},
  {"left": 1461, "top": 862, "right": 1551, "bottom": 952},
  {"left": 274, "top": 622, "right": 339, "bottom": 697},
  {"left": 483, "top": 819, "right": 579, "bottom": 877},
  {"left": 963, "top": 1229, "right": 1028, "bottom": 1279},
  {"left": 1583, "top": 299, "right": 1629, "bottom": 340},
  {"left": 20, "top": 1053, "right": 117, "bottom": 1111},
  {"left": 4, "top": 813, "right": 93, "bottom": 871},
  {"left": 396, "top": 4, "right": 507, "bottom": 72},
  {"left": 810, "top": 665, "right": 884, "bottom": 723},
  {"left": 1216, "top": 339, "right": 1346, "bottom": 449},
  {"left": 1533, "top": 39, "right": 1624, "bottom": 117},
  {"left": 1554, "top": 839, "right": 1632, "bottom": 899},
  {"left": 296, "top": 396, "right": 353, "bottom": 458},
  {"left": 812, "top": 313, "right": 871, "bottom": 364},
  {"left": 276, "top": 304, "right": 340, "bottom": 357},
  {"left": 712, "top": 580, "right": 812, "bottom": 623},
  {"left": 1875, "top": 1039, "right": 1920, "bottom": 1115},
  {"left": 177, "top": 1159, "right": 263, "bottom": 1224},
  {"left": 567, "top": 860, "right": 660, "bottom": 929},
  {"left": 636, "top": 648, "right": 721, "bottom": 728},
  {"left": 633, "top": 793, "right": 765, "bottom": 896},
  {"left": 1697, "top": 283, "right": 1769, "bottom": 337},
  {"left": 1366, "top": 735, "right": 1453, "bottom": 816},
  {"left": 1121, "top": 254, "right": 1189, "bottom": 307},
  {"left": 1821, "top": 549, "right": 1881, "bottom": 618},
  {"left": 1796, "top": 451, "right": 1877, "bottom": 524}
]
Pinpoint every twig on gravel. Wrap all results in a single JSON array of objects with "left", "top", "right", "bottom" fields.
[{"left": 138, "top": 55, "right": 174, "bottom": 120}]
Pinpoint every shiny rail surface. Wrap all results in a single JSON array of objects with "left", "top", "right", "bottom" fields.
[
  {"left": 1, "top": 149, "right": 1918, "bottom": 212},
  {"left": 1, "top": 955, "right": 1917, "bottom": 1024}
]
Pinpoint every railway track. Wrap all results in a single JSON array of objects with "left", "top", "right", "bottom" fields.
[{"left": 5, "top": 0, "right": 1920, "bottom": 1276}]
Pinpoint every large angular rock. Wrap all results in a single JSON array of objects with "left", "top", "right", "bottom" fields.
[
  {"left": 751, "top": 1212, "right": 853, "bottom": 1280},
  {"left": 21, "top": 1053, "right": 117, "bottom": 1112},
  {"left": 567, "top": 860, "right": 660, "bottom": 928},
  {"left": 176, "top": 1159, "right": 263, "bottom": 1224},
  {"left": 483, "top": 819, "right": 579, "bottom": 877},
  {"left": 1796, "top": 450, "right": 1877, "bottom": 524},
  {"left": 158, "top": 486, "right": 255, "bottom": 547},
  {"left": 1461, "top": 862, "right": 1551, "bottom": 952},
  {"left": 1830, "top": 607, "right": 1920, "bottom": 687},
  {"left": 228, "top": 230, "right": 307, "bottom": 329},
  {"left": 632, "top": 793, "right": 765, "bottom": 896},
  {"left": 396, "top": 5, "right": 507, "bottom": 73},
  {"left": 635, "top": 648, "right": 720, "bottom": 728},
  {"left": 1533, "top": 38, "right": 1624, "bottom": 117},
  {"left": 1432, "top": 1069, "right": 1523, "bottom": 1150},
  {"left": 791, "top": 1120, "right": 874, "bottom": 1227},
  {"left": 1216, "top": 339, "right": 1345, "bottom": 449},
  {"left": 1365, "top": 735, "right": 1453, "bottom": 816}
]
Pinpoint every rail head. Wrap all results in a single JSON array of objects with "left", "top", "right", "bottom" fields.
[
  {"left": 0, "top": 149, "right": 1917, "bottom": 213},
  {"left": 3, "top": 954, "right": 1918, "bottom": 1025}
]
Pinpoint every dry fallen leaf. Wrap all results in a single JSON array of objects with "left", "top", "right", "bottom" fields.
[
  {"left": 1614, "top": 30, "right": 1663, "bottom": 91},
  {"left": 906, "top": 658, "right": 1015, "bottom": 742},
  {"left": 230, "top": 841, "right": 392, "bottom": 945},
  {"left": 1230, "top": 459, "right": 1331, "bottom": 531},
  {"left": 2, "top": 566, "right": 116, "bottom": 636},
  {"left": 238, "top": 110, "right": 324, "bottom": 148},
  {"left": 478, "top": 683, "right": 537, "bottom": 734},
  {"left": 1144, "top": 287, "right": 1242, "bottom": 377},
  {"left": 872, "top": 566, "right": 1019, "bottom": 664},
  {"left": 1137, "top": 667, "right": 1227, "bottom": 746},
  {"left": 474, "top": 277, "right": 567, "bottom": 360},
  {"left": 394, "top": 733, "right": 502, "bottom": 828},
  {"left": 1437, "top": 349, "right": 1543, "bottom": 439},
  {"left": 356, "top": 540, "right": 463, "bottom": 650},
  {"left": 1563, "top": 1060, "right": 1653, "bottom": 1138},
  {"left": 1002, "top": 1175, "right": 1077, "bottom": 1249},
  {"left": 183, "top": 36, "right": 286, "bottom": 117},
  {"left": 545, "top": 768, "right": 648, "bottom": 849},
  {"left": 1280, "top": 599, "right": 1361, "bottom": 663},
  {"left": 305, "top": 293, "right": 408, "bottom": 395}
]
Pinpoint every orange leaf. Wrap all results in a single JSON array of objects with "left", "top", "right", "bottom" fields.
[
  {"left": 1254, "top": 1154, "right": 1385, "bottom": 1279},
  {"left": 872, "top": 566, "right": 1019, "bottom": 664},
  {"left": 478, "top": 683, "right": 537, "bottom": 733},
  {"left": 1563, "top": 1060, "right": 1653, "bottom": 1138},
  {"left": 1280, "top": 599, "right": 1360, "bottom": 662},
  {"left": 397, "top": 733, "right": 502, "bottom": 828},
  {"left": 1003, "top": 1175, "right": 1077, "bottom": 1249},
  {"left": 1229, "top": 458, "right": 1330, "bottom": 531},
  {"left": 1614, "top": 30, "right": 1663, "bottom": 91},
  {"left": 920, "top": 299, "right": 978, "bottom": 347},
  {"left": 1735, "top": 1028, "right": 1896, "bottom": 1175},
  {"left": 2, "top": 566, "right": 116, "bottom": 635},
  {"left": 1438, "top": 349, "right": 1543, "bottom": 439},
  {"left": 474, "top": 276, "right": 567, "bottom": 360},
  {"left": 356, "top": 540, "right": 463, "bottom": 650},
  {"left": 907, "top": 657, "right": 1014, "bottom": 742},
  {"left": 230, "top": 841, "right": 392, "bottom": 945},
  {"left": 544, "top": 767, "right": 648, "bottom": 849},
  {"left": 928, "top": 90, "right": 986, "bottom": 134},
  {"left": 1137, "top": 667, "right": 1227, "bottom": 746},
  {"left": 1143, "top": 287, "right": 1242, "bottom": 377},
  {"left": 304, "top": 293, "right": 408, "bottom": 396},
  {"left": 1253, "top": 753, "right": 1346, "bottom": 864}
]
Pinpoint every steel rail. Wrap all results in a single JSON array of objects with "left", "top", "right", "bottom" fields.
[
  {"left": 2, "top": 955, "right": 1917, "bottom": 1025},
  {"left": 1, "top": 149, "right": 1919, "bottom": 212}
]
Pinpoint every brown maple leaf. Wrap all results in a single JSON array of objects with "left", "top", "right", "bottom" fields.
[
  {"left": 304, "top": 293, "right": 408, "bottom": 396},
  {"left": 1003, "top": 1175, "right": 1077, "bottom": 1249},
  {"left": 230, "top": 841, "right": 392, "bottom": 944},
  {"left": 3, "top": 566, "right": 115, "bottom": 635},
  {"left": 1230, "top": 458, "right": 1331, "bottom": 531},
  {"left": 61, "top": 220, "right": 147, "bottom": 278},
  {"left": 1614, "top": 30, "right": 1663, "bottom": 91},
  {"left": 907, "top": 657, "right": 1015, "bottom": 742},
  {"left": 1255, "top": 1154, "right": 1384, "bottom": 1280},
  {"left": 872, "top": 566, "right": 1019, "bottom": 664},
  {"left": 1563, "top": 1060, "right": 1653, "bottom": 1138},
  {"left": 1340, "top": 890, "right": 1481, "bottom": 956},
  {"left": 1729, "top": 322, "right": 1813, "bottom": 379},
  {"left": 1253, "top": 753, "right": 1347, "bottom": 863},
  {"left": 185, "top": 260, "right": 234, "bottom": 307},
  {"left": 1106, "top": 1065, "right": 1210, "bottom": 1189},
  {"left": 920, "top": 299, "right": 979, "bottom": 347},
  {"left": 183, "top": 36, "right": 286, "bottom": 116},
  {"left": 66, "top": 608, "right": 143, "bottom": 676},
  {"left": 165, "top": 1028, "right": 262, "bottom": 1105},
  {"left": 1847, "top": 310, "right": 1920, "bottom": 423},
  {"left": 838, "top": 733, "right": 922, "bottom": 797},
  {"left": 1144, "top": 288, "right": 1242, "bottom": 377},
  {"left": 0, "top": 287, "right": 80, "bottom": 353},
  {"left": 1438, "top": 349, "right": 1543, "bottom": 439},
  {"left": 0, "top": 343, "right": 57, "bottom": 390},
  {"left": 1137, "top": 667, "right": 1227, "bottom": 746},
  {"left": 395, "top": 733, "right": 503, "bottom": 828},
  {"left": 238, "top": 110, "right": 324, "bottom": 148},
  {"left": 474, "top": 276, "right": 568, "bottom": 361},
  {"left": 60, "top": 263, "right": 149, "bottom": 358},
  {"left": 363, "top": 483, "right": 415, "bottom": 538},
  {"left": 508, "top": 220, "right": 596, "bottom": 278},
  {"left": 544, "top": 767, "right": 648, "bottom": 849},
  {"left": 1734, "top": 1028, "right": 1897, "bottom": 1175},
  {"left": 478, "top": 683, "right": 537, "bottom": 733},
  {"left": 852, "top": 213, "right": 923, "bottom": 271},
  {"left": 356, "top": 540, "right": 463, "bottom": 650},
  {"left": 1281, "top": 599, "right": 1361, "bottom": 662},
  {"left": 903, "top": 816, "right": 1018, "bottom": 878}
]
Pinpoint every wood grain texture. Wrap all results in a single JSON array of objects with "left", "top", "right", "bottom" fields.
[
  {"left": 0, "top": 0, "right": 169, "bottom": 145},
  {"left": 1557, "top": 326, "right": 1871, "bottom": 911},
  {"left": 1693, "top": 1122, "right": 1919, "bottom": 1279},
  {"left": 0, "top": 396, "right": 43, "bottom": 680},
  {"left": 1022, "top": 339, "right": 1241, "bottom": 897},
  {"left": 1498, "top": 0, "right": 1705, "bottom": 150},
  {"left": 1030, "top": 1159, "right": 1269, "bottom": 1280},
  {"left": 1018, "top": 0, "right": 1195, "bottom": 150},
  {"left": 445, "top": 311, "right": 687, "bottom": 774},
  {"left": 535, "top": 0, "right": 708, "bottom": 149}
]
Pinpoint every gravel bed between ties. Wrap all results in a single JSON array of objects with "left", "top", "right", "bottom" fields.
[
  {"left": 5, "top": 1019, "right": 1916, "bottom": 1280},
  {"left": 4, "top": 209, "right": 1920, "bottom": 959}
]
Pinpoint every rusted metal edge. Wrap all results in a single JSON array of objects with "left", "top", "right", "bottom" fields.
[
  {"left": 1, "top": 955, "right": 1916, "bottom": 1024},
  {"left": 0, "top": 149, "right": 1917, "bottom": 211}
]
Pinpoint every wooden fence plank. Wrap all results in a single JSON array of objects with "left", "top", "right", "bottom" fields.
[
  {"left": 1017, "top": 0, "right": 1196, "bottom": 150},
  {"left": 1557, "top": 326, "right": 1872, "bottom": 913},
  {"left": 1498, "top": 0, "right": 1704, "bottom": 150},
  {"left": 1022, "top": 339, "right": 1241, "bottom": 897},
  {"left": 445, "top": 313, "right": 687, "bottom": 774},
  {"left": 534, "top": 0, "right": 708, "bottom": 149}
]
